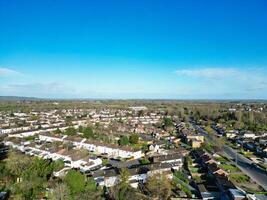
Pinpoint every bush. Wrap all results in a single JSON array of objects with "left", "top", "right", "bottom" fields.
[
  {"left": 65, "top": 170, "right": 86, "bottom": 194},
  {"left": 102, "top": 159, "right": 109, "bottom": 166},
  {"left": 139, "top": 158, "right": 150, "bottom": 165},
  {"left": 25, "top": 135, "right": 36, "bottom": 141},
  {"left": 129, "top": 133, "right": 139, "bottom": 144},
  {"left": 85, "top": 177, "right": 97, "bottom": 192},
  {"left": 119, "top": 136, "right": 129, "bottom": 146},
  {"left": 174, "top": 170, "right": 189, "bottom": 184},
  {"left": 83, "top": 127, "right": 94, "bottom": 139},
  {"left": 53, "top": 160, "right": 65, "bottom": 171},
  {"left": 64, "top": 127, "right": 77, "bottom": 136}
]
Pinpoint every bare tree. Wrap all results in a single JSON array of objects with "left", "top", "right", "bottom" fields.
[{"left": 145, "top": 173, "right": 171, "bottom": 200}]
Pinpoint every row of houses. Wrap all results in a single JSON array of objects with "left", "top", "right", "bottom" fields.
[
  {"left": 176, "top": 122, "right": 205, "bottom": 148},
  {"left": 4, "top": 137, "right": 103, "bottom": 172},
  {"left": 1, "top": 107, "right": 166, "bottom": 138},
  {"left": 0, "top": 118, "right": 90, "bottom": 135},
  {"left": 93, "top": 152, "right": 183, "bottom": 188},
  {"left": 212, "top": 124, "right": 267, "bottom": 163},
  {"left": 38, "top": 132, "right": 142, "bottom": 159},
  {"left": 193, "top": 150, "right": 247, "bottom": 200},
  {"left": 4, "top": 133, "right": 185, "bottom": 189}
]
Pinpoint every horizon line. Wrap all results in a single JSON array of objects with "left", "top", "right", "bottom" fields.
[{"left": 1, "top": 95, "right": 267, "bottom": 102}]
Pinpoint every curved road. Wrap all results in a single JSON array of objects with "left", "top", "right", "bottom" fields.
[{"left": 223, "top": 145, "right": 267, "bottom": 191}]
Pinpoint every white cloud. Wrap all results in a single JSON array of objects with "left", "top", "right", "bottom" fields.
[
  {"left": 0, "top": 82, "right": 78, "bottom": 98},
  {"left": 173, "top": 67, "right": 267, "bottom": 98},
  {"left": 0, "top": 67, "right": 20, "bottom": 76},
  {"left": 175, "top": 67, "right": 238, "bottom": 79}
]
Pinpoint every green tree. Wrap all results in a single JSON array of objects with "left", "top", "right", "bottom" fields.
[
  {"left": 78, "top": 125, "right": 84, "bottom": 132},
  {"left": 65, "top": 170, "right": 85, "bottom": 194},
  {"left": 28, "top": 158, "right": 54, "bottom": 179},
  {"left": 137, "top": 110, "right": 144, "bottom": 117},
  {"left": 112, "top": 168, "right": 131, "bottom": 200},
  {"left": 102, "top": 159, "right": 109, "bottom": 166},
  {"left": 119, "top": 136, "right": 129, "bottom": 146},
  {"left": 52, "top": 160, "right": 65, "bottom": 171},
  {"left": 64, "top": 127, "right": 77, "bottom": 136},
  {"left": 162, "top": 117, "right": 173, "bottom": 130},
  {"left": 5, "top": 150, "right": 32, "bottom": 177},
  {"left": 139, "top": 158, "right": 150, "bottom": 165},
  {"left": 83, "top": 127, "right": 94, "bottom": 139},
  {"left": 14, "top": 176, "right": 44, "bottom": 199},
  {"left": 85, "top": 177, "right": 97, "bottom": 192},
  {"left": 129, "top": 133, "right": 139, "bottom": 144},
  {"left": 65, "top": 116, "right": 73, "bottom": 126},
  {"left": 119, "top": 168, "right": 130, "bottom": 189},
  {"left": 63, "top": 141, "right": 74, "bottom": 150}
]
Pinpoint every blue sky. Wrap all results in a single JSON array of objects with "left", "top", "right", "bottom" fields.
[{"left": 0, "top": 0, "right": 267, "bottom": 99}]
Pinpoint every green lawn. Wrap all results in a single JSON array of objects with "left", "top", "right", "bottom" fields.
[
  {"left": 229, "top": 174, "right": 250, "bottom": 183},
  {"left": 215, "top": 155, "right": 229, "bottom": 163},
  {"left": 219, "top": 164, "right": 240, "bottom": 172},
  {"left": 189, "top": 167, "right": 199, "bottom": 173}
]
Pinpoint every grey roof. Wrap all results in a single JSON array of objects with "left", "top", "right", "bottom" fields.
[
  {"left": 92, "top": 162, "right": 179, "bottom": 178},
  {"left": 254, "top": 194, "right": 267, "bottom": 200},
  {"left": 150, "top": 153, "right": 182, "bottom": 162},
  {"left": 229, "top": 189, "right": 245, "bottom": 197}
]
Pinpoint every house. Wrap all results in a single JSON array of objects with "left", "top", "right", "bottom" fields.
[
  {"left": 201, "top": 155, "right": 217, "bottom": 165},
  {"left": 215, "top": 174, "right": 235, "bottom": 190},
  {"left": 198, "top": 184, "right": 216, "bottom": 200},
  {"left": 229, "top": 189, "right": 246, "bottom": 200},
  {"left": 185, "top": 134, "right": 204, "bottom": 148},
  {"left": 38, "top": 132, "right": 142, "bottom": 159},
  {"left": 92, "top": 168, "right": 118, "bottom": 187},
  {"left": 0, "top": 191, "right": 8, "bottom": 200},
  {"left": 93, "top": 162, "right": 180, "bottom": 187},
  {"left": 243, "top": 132, "right": 256, "bottom": 139},
  {"left": 39, "top": 133, "right": 66, "bottom": 142},
  {"left": 229, "top": 108, "right": 237, "bottom": 112},
  {"left": 187, "top": 135, "right": 205, "bottom": 143},
  {"left": 226, "top": 132, "right": 237, "bottom": 139},
  {"left": 191, "top": 139, "right": 202, "bottom": 148},
  {"left": 259, "top": 136, "right": 267, "bottom": 146},
  {"left": 149, "top": 152, "right": 183, "bottom": 169},
  {"left": 80, "top": 157, "right": 102, "bottom": 172},
  {"left": 207, "top": 163, "right": 228, "bottom": 176},
  {"left": 247, "top": 194, "right": 267, "bottom": 200},
  {"left": 4, "top": 138, "right": 26, "bottom": 152},
  {"left": 148, "top": 144, "right": 160, "bottom": 153}
]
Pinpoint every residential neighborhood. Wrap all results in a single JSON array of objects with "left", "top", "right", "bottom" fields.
[
  {"left": 1, "top": 0, "right": 267, "bottom": 199},
  {"left": 1, "top": 100, "right": 267, "bottom": 199}
]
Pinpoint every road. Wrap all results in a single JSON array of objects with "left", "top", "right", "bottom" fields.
[
  {"left": 223, "top": 145, "right": 267, "bottom": 191},
  {"left": 189, "top": 121, "right": 267, "bottom": 191}
]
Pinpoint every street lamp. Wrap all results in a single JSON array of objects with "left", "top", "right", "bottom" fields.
[{"left": 236, "top": 150, "right": 238, "bottom": 165}]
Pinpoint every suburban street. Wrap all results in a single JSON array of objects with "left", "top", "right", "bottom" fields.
[
  {"left": 223, "top": 145, "right": 267, "bottom": 191},
  {"left": 190, "top": 122, "right": 267, "bottom": 191}
]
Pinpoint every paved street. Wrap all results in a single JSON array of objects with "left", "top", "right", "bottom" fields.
[
  {"left": 190, "top": 122, "right": 267, "bottom": 191},
  {"left": 223, "top": 145, "right": 267, "bottom": 191}
]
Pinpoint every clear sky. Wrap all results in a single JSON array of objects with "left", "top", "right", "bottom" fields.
[{"left": 0, "top": 0, "right": 267, "bottom": 99}]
